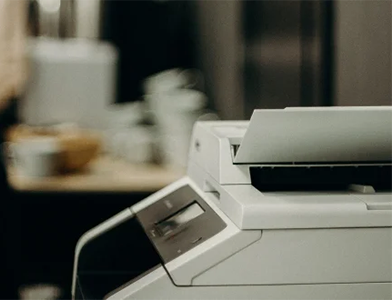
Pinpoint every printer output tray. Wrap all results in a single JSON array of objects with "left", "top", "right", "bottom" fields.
[{"left": 234, "top": 107, "right": 392, "bottom": 164}]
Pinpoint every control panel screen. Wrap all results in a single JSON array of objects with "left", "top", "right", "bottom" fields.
[{"left": 156, "top": 202, "right": 204, "bottom": 236}]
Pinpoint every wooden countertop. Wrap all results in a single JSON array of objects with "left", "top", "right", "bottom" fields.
[{"left": 7, "top": 156, "right": 185, "bottom": 193}]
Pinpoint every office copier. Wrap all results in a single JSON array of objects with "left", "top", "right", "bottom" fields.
[{"left": 72, "top": 107, "right": 392, "bottom": 299}]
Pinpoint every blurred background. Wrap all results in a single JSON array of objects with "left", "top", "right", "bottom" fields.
[{"left": 0, "top": 0, "right": 391, "bottom": 299}]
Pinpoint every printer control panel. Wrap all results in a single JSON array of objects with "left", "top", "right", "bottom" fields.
[{"left": 136, "top": 185, "right": 227, "bottom": 263}]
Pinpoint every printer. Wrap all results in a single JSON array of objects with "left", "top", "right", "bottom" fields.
[{"left": 72, "top": 107, "right": 392, "bottom": 300}]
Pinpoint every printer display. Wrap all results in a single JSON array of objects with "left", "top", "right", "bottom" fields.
[{"left": 72, "top": 107, "right": 392, "bottom": 300}]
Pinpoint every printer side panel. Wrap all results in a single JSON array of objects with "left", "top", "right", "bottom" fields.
[
  {"left": 107, "top": 266, "right": 392, "bottom": 300},
  {"left": 192, "top": 227, "right": 392, "bottom": 285},
  {"left": 188, "top": 122, "right": 251, "bottom": 187},
  {"left": 187, "top": 122, "right": 222, "bottom": 185}
]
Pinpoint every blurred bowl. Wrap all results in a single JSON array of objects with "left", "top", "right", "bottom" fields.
[
  {"left": 7, "top": 125, "right": 101, "bottom": 172},
  {"left": 57, "top": 131, "right": 101, "bottom": 172}
]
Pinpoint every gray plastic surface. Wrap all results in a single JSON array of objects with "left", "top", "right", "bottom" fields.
[{"left": 234, "top": 107, "right": 392, "bottom": 163}]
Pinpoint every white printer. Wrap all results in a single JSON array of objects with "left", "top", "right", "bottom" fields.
[{"left": 72, "top": 107, "right": 392, "bottom": 300}]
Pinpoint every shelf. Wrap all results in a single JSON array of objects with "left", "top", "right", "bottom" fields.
[{"left": 7, "top": 155, "right": 184, "bottom": 193}]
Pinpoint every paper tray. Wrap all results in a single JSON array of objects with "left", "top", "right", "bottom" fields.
[{"left": 233, "top": 107, "right": 392, "bottom": 164}]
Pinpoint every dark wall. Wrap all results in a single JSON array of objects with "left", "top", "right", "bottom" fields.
[{"left": 101, "top": 0, "right": 197, "bottom": 103}]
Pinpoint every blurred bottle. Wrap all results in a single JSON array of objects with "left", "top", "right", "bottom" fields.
[
  {"left": 143, "top": 69, "right": 207, "bottom": 168},
  {"left": 28, "top": 0, "right": 101, "bottom": 39},
  {"left": 29, "top": 0, "right": 70, "bottom": 38}
]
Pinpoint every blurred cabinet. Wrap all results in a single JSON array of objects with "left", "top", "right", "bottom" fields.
[
  {"left": 195, "top": 0, "right": 331, "bottom": 119},
  {"left": 243, "top": 1, "right": 303, "bottom": 115},
  {"left": 334, "top": 0, "right": 391, "bottom": 106},
  {"left": 195, "top": 0, "right": 390, "bottom": 120},
  {"left": 194, "top": 0, "right": 332, "bottom": 119},
  {"left": 194, "top": 1, "right": 244, "bottom": 120}
]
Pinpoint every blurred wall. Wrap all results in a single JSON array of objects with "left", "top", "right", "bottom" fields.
[
  {"left": 102, "top": 1, "right": 195, "bottom": 103},
  {"left": 194, "top": 1, "right": 330, "bottom": 119},
  {"left": 194, "top": 0, "right": 244, "bottom": 119},
  {"left": 334, "top": 0, "right": 391, "bottom": 106},
  {"left": 242, "top": 1, "right": 303, "bottom": 116}
]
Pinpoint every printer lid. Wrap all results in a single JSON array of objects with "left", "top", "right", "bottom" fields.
[{"left": 233, "top": 107, "right": 392, "bottom": 164}]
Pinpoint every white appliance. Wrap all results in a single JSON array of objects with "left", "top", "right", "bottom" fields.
[
  {"left": 20, "top": 38, "right": 118, "bottom": 130},
  {"left": 72, "top": 107, "right": 392, "bottom": 300}
]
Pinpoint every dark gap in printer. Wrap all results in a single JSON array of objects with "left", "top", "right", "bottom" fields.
[
  {"left": 232, "top": 144, "right": 240, "bottom": 157},
  {"left": 250, "top": 165, "right": 392, "bottom": 192}
]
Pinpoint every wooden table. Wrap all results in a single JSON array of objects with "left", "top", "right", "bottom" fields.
[{"left": 7, "top": 155, "right": 185, "bottom": 192}]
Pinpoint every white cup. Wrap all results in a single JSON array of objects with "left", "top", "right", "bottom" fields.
[
  {"left": 105, "top": 101, "right": 144, "bottom": 130},
  {"left": 121, "top": 126, "right": 153, "bottom": 164},
  {"left": 143, "top": 69, "right": 204, "bottom": 95},
  {"left": 143, "top": 68, "right": 184, "bottom": 94},
  {"left": 146, "top": 89, "right": 207, "bottom": 133},
  {"left": 159, "top": 133, "right": 191, "bottom": 168},
  {"left": 145, "top": 89, "right": 206, "bottom": 167},
  {"left": 105, "top": 126, "right": 153, "bottom": 164},
  {"left": 7, "top": 137, "right": 61, "bottom": 177},
  {"left": 147, "top": 89, "right": 206, "bottom": 112}
]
